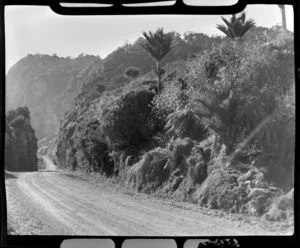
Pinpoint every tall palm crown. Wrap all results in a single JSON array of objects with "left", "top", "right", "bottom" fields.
[
  {"left": 140, "top": 28, "right": 175, "bottom": 62},
  {"left": 140, "top": 28, "right": 176, "bottom": 93},
  {"left": 217, "top": 12, "right": 255, "bottom": 39}
]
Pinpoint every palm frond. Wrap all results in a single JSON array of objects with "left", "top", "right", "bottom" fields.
[
  {"left": 140, "top": 28, "right": 176, "bottom": 62},
  {"left": 239, "top": 12, "right": 246, "bottom": 23},
  {"left": 217, "top": 12, "right": 255, "bottom": 39},
  {"left": 221, "top": 17, "right": 232, "bottom": 28},
  {"left": 217, "top": 25, "right": 234, "bottom": 38}
]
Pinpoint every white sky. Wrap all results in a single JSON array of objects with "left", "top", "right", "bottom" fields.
[{"left": 5, "top": 4, "right": 294, "bottom": 73}]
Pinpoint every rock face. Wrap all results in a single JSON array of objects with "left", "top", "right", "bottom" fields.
[
  {"left": 5, "top": 107, "right": 38, "bottom": 171},
  {"left": 37, "top": 133, "right": 58, "bottom": 164},
  {"left": 6, "top": 54, "right": 103, "bottom": 139}
]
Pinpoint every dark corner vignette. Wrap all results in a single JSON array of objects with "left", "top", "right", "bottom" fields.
[
  {"left": 1, "top": 0, "right": 299, "bottom": 248},
  {"left": 1, "top": 0, "right": 8, "bottom": 247}
]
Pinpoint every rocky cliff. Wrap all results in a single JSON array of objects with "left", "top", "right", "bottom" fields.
[
  {"left": 6, "top": 54, "right": 102, "bottom": 139},
  {"left": 5, "top": 107, "right": 38, "bottom": 171}
]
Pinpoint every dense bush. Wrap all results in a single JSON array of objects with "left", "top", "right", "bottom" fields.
[
  {"left": 183, "top": 35, "right": 294, "bottom": 165},
  {"left": 165, "top": 107, "right": 207, "bottom": 140},
  {"left": 56, "top": 117, "right": 113, "bottom": 175},
  {"left": 194, "top": 167, "right": 246, "bottom": 211},
  {"left": 73, "top": 119, "right": 113, "bottom": 175},
  {"left": 101, "top": 88, "right": 156, "bottom": 150},
  {"left": 53, "top": 26, "right": 294, "bottom": 221},
  {"left": 255, "top": 85, "right": 295, "bottom": 190},
  {"left": 126, "top": 147, "right": 171, "bottom": 192}
]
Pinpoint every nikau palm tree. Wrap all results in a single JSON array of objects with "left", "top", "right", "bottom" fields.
[
  {"left": 140, "top": 28, "right": 176, "bottom": 93},
  {"left": 217, "top": 12, "right": 255, "bottom": 39}
]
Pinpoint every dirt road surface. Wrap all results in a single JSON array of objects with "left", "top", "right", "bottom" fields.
[{"left": 5, "top": 164, "right": 292, "bottom": 235}]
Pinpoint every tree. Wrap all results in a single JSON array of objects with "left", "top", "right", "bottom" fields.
[
  {"left": 139, "top": 28, "right": 176, "bottom": 93},
  {"left": 124, "top": 67, "right": 141, "bottom": 81},
  {"left": 216, "top": 12, "right": 255, "bottom": 39}
]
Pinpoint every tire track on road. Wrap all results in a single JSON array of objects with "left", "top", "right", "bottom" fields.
[{"left": 7, "top": 170, "right": 285, "bottom": 235}]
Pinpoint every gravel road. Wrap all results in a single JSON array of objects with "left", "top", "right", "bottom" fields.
[{"left": 5, "top": 159, "right": 292, "bottom": 236}]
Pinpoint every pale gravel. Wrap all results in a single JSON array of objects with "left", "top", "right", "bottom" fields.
[{"left": 5, "top": 168, "right": 293, "bottom": 236}]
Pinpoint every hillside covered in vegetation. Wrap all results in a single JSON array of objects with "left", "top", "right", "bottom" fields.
[
  {"left": 6, "top": 25, "right": 277, "bottom": 139},
  {"left": 54, "top": 20, "right": 294, "bottom": 222},
  {"left": 6, "top": 12, "right": 294, "bottom": 223},
  {"left": 6, "top": 31, "right": 223, "bottom": 139}
]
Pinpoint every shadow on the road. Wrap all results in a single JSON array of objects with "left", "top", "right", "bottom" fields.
[
  {"left": 63, "top": 173, "right": 89, "bottom": 181},
  {"left": 38, "top": 169, "right": 59, "bottom": 173},
  {"left": 4, "top": 171, "right": 18, "bottom": 179}
]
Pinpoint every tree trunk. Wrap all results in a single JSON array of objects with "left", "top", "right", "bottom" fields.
[
  {"left": 279, "top": 5, "right": 287, "bottom": 30},
  {"left": 156, "top": 60, "right": 162, "bottom": 93}
]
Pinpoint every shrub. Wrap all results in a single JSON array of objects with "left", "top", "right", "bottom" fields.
[
  {"left": 163, "top": 137, "right": 194, "bottom": 175},
  {"left": 126, "top": 147, "right": 171, "bottom": 192},
  {"left": 124, "top": 67, "right": 141, "bottom": 80},
  {"left": 195, "top": 167, "right": 248, "bottom": 212},
  {"left": 264, "top": 188, "right": 294, "bottom": 221},
  {"left": 187, "top": 148, "right": 208, "bottom": 185},
  {"left": 101, "top": 88, "right": 156, "bottom": 150},
  {"left": 74, "top": 119, "right": 113, "bottom": 175},
  {"left": 152, "top": 80, "right": 182, "bottom": 119},
  {"left": 165, "top": 107, "right": 207, "bottom": 140}
]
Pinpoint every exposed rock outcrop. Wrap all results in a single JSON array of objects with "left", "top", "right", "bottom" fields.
[
  {"left": 6, "top": 54, "right": 103, "bottom": 139},
  {"left": 5, "top": 107, "right": 38, "bottom": 171},
  {"left": 38, "top": 133, "right": 58, "bottom": 165}
]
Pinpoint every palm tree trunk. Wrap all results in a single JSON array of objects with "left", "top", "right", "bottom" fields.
[
  {"left": 156, "top": 60, "right": 162, "bottom": 93},
  {"left": 279, "top": 5, "right": 287, "bottom": 30}
]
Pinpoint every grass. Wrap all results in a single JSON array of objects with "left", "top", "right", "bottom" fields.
[{"left": 264, "top": 188, "right": 294, "bottom": 222}]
